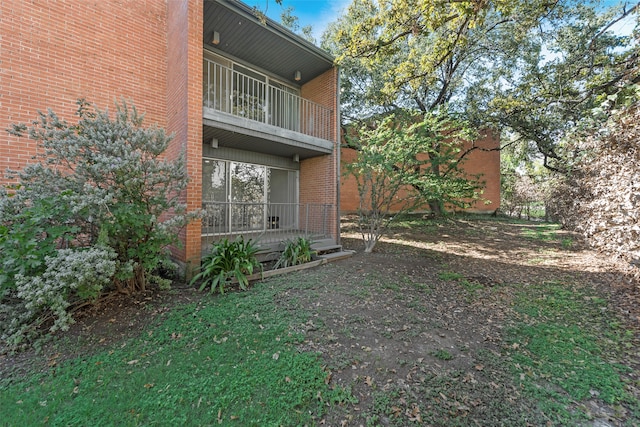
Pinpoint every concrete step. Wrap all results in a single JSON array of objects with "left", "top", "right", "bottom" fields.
[
  {"left": 318, "top": 250, "right": 355, "bottom": 262},
  {"left": 312, "top": 244, "right": 343, "bottom": 255},
  {"left": 311, "top": 238, "right": 336, "bottom": 247}
]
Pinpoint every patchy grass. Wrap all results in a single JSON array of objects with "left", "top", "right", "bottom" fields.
[
  {"left": 2, "top": 216, "right": 638, "bottom": 426},
  {"left": 521, "top": 223, "right": 562, "bottom": 241},
  {"left": 430, "top": 349, "right": 454, "bottom": 361},
  {"left": 438, "top": 271, "right": 464, "bottom": 281},
  {"left": 505, "top": 281, "right": 637, "bottom": 424},
  {"left": 0, "top": 280, "right": 352, "bottom": 425}
]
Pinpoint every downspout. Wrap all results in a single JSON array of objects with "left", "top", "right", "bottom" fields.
[{"left": 335, "top": 66, "right": 341, "bottom": 245}]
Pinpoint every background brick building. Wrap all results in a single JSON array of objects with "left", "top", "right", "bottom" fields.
[{"left": 340, "top": 130, "right": 501, "bottom": 214}]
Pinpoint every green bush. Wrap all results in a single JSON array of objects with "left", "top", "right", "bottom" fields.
[
  {"left": 1, "top": 99, "right": 192, "bottom": 348},
  {"left": 0, "top": 191, "right": 78, "bottom": 293},
  {"left": 274, "top": 237, "right": 316, "bottom": 269},
  {"left": 5, "top": 99, "right": 191, "bottom": 295},
  {"left": 1, "top": 246, "right": 117, "bottom": 349},
  {"left": 190, "top": 237, "right": 261, "bottom": 294}
]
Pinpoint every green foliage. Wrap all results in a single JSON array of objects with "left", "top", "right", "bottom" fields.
[
  {"left": 5, "top": 99, "right": 190, "bottom": 295},
  {"left": 325, "top": 0, "right": 638, "bottom": 176},
  {"left": 0, "top": 277, "right": 351, "bottom": 425},
  {"left": 345, "top": 109, "right": 482, "bottom": 252},
  {"left": 191, "top": 237, "right": 261, "bottom": 294},
  {"left": 1, "top": 100, "right": 191, "bottom": 348},
  {"left": 0, "top": 191, "right": 78, "bottom": 293},
  {"left": 323, "top": 0, "right": 559, "bottom": 123},
  {"left": 1, "top": 247, "right": 117, "bottom": 349},
  {"left": 279, "top": 6, "right": 315, "bottom": 43},
  {"left": 274, "top": 237, "right": 316, "bottom": 269},
  {"left": 486, "top": 4, "right": 639, "bottom": 172},
  {"left": 437, "top": 271, "right": 464, "bottom": 281},
  {"left": 430, "top": 349, "right": 453, "bottom": 361}
]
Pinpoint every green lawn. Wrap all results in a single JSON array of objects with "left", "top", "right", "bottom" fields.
[
  {"left": 1, "top": 280, "right": 351, "bottom": 426},
  {"left": 2, "top": 217, "right": 639, "bottom": 426}
]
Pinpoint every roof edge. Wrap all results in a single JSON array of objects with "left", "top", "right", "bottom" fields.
[{"left": 215, "top": 0, "right": 335, "bottom": 66}]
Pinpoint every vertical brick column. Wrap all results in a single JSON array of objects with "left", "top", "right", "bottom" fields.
[
  {"left": 300, "top": 67, "right": 340, "bottom": 240},
  {"left": 166, "top": 0, "right": 203, "bottom": 271}
]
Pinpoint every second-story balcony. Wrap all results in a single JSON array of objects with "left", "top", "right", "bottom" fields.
[{"left": 203, "top": 55, "right": 333, "bottom": 143}]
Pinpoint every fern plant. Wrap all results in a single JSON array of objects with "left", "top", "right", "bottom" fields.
[
  {"left": 190, "top": 237, "right": 260, "bottom": 294},
  {"left": 274, "top": 237, "right": 316, "bottom": 269}
]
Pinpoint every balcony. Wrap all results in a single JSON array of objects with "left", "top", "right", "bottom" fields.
[
  {"left": 203, "top": 57, "right": 333, "bottom": 142},
  {"left": 201, "top": 201, "right": 334, "bottom": 250}
]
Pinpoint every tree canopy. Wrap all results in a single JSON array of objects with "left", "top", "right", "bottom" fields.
[
  {"left": 345, "top": 109, "right": 483, "bottom": 252},
  {"left": 323, "top": 0, "right": 639, "bottom": 171}
]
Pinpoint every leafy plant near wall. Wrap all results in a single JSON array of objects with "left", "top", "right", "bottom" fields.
[
  {"left": 1, "top": 99, "right": 192, "bottom": 349},
  {"left": 4, "top": 99, "right": 191, "bottom": 294},
  {"left": 344, "top": 110, "right": 482, "bottom": 253},
  {"left": 191, "top": 237, "right": 261, "bottom": 294},
  {"left": 274, "top": 237, "right": 316, "bottom": 269}
]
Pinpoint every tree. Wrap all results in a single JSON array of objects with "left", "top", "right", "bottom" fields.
[
  {"left": 483, "top": 3, "right": 640, "bottom": 172},
  {"left": 345, "top": 110, "right": 482, "bottom": 252},
  {"left": 323, "top": 0, "right": 556, "bottom": 119},
  {"left": 280, "top": 6, "right": 315, "bottom": 43},
  {"left": 324, "top": 0, "right": 639, "bottom": 173},
  {"left": 252, "top": 1, "right": 316, "bottom": 44},
  {"left": 322, "top": 0, "right": 560, "bottom": 216}
]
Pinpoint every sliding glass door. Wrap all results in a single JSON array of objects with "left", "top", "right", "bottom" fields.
[{"left": 202, "top": 159, "right": 298, "bottom": 235}]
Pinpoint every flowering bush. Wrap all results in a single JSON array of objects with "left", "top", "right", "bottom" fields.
[
  {"left": 5, "top": 99, "right": 190, "bottom": 293},
  {"left": 1, "top": 100, "right": 192, "bottom": 348},
  {"left": 1, "top": 247, "right": 117, "bottom": 348}
]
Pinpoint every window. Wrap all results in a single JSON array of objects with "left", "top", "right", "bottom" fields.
[{"left": 202, "top": 159, "right": 298, "bottom": 234}]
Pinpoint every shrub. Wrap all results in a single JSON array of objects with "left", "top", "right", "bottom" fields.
[
  {"left": 0, "top": 191, "right": 78, "bottom": 293},
  {"left": 1, "top": 247, "right": 117, "bottom": 348},
  {"left": 5, "top": 99, "right": 191, "bottom": 294},
  {"left": 1, "top": 99, "right": 192, "bottom": 348},
  {"left": 547, "top": 100, "right": 640, "bottom": 268},
  {"left": 274, "top": 237, "right": 316, "bottom": 269},
  {"left": 190, "top": 237, "right": 261, "bottom": 294}
]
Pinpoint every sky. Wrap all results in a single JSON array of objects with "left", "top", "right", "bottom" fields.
[
  {"left": 247, "top": 0, "right": 637, "bottom": 43},
  {"left": 246, "top": 0, "right": 351, "bottom": 42}
]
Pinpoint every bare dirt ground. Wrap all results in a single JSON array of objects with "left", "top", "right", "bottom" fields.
[
  {"left": 2, "top": 217, "right": 639, "bottom": 426},
  {"left": 284, "top": 217, "right": 640, "bottom": 426}
]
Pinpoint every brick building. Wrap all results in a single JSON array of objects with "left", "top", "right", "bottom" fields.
[
  {"left": 340, "top": 130, "right": 501, "bottom": 214},
  {"left": 0, "top": 0, "right": 341, "bottom": 269}
]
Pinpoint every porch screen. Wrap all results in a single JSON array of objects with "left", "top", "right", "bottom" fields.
[{"left": 202, "top": 159, "right": 298, "bottom": 234}]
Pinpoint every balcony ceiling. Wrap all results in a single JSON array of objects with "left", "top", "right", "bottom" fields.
[{"left": 204, "top": 0, "right": 335, "bottom": 85}]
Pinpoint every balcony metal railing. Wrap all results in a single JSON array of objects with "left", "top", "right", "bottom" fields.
[
  {"left": 203, "top": 58, "right": 333, "bottom": 141},
  {"left": 201, "top": 202, "right": 333, "bottom": 244}
]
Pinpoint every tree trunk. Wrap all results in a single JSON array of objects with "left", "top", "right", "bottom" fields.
[
  {"left": 364, "top": 239, "right": 377, "bottom": 253},
  {"left": 428, "top": 200, "right": 443, "bottom": 216}
]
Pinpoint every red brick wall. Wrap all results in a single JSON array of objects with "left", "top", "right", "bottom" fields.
[
  {"left": 0, "top": 0, "right": 167, "bottom": 181},
  {"left": 340, "top": 147, "right": 361, "bottom": 211},
  {"left": 0, "top": 0, "right": 208, "bottom": 265},
  {"left": 340, "top": 129, "right": 501, "bottom": 214},
  {"left": 165, "top": 0, "right": 203, "bottom": 266},
  {"left": 461, "top": 129, "right": 501, "bottom": 212},
  {"left": 300, "top": 67, "right": 339, "bottom": 239}
]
